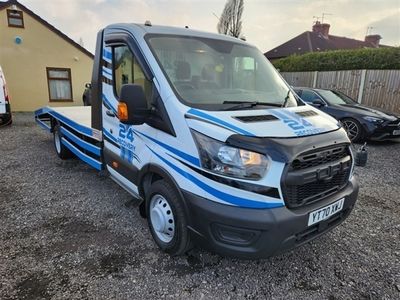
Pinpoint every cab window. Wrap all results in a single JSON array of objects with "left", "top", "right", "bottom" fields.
[{"left": 113, "top": 45, "right": 152, "bottom": 105}]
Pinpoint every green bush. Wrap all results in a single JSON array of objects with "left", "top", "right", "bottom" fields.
[{"left": 272, "top": 47, "right": 400, "bottom": 72}]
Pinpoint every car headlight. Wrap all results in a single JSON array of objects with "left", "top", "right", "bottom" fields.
[
  {"left": 192, "top": 131, "right": 269, "bottom": 180},
  {"left": 363, "top": 116, "right": 384, "bottom": 124}
]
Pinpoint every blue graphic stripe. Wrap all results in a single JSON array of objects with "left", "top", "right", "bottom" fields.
[
  {"left": 102, "top": 71, "right": 112, "bottom": 80},
  {"left": 61, "top": 127, "right": 101, "bottom": 156},
  {"left": 269, "top": 109, "right": 289, "bottom": 121},
  {"left": 149, "top": 147, "right": 282, "bottom": 209},
  {"left": 270, "top": 109, "right": 323, "bottom": 137},
  {"left": 271, "top": 109, "right": 314, "bottom": 127},
  {"left": 118, "top": 146, "right": 140, "bottom": 164},
  {"left": 103, "top": 126, "right": 195, "bottom": 166},
  {"left": 102, "top": 128, "right": 118, "bottom": 144},
  {"left": 62, "top": 138, "right": 103, "bottom": 170},
  {"left": 120, "top": 146, "right": 126, "bottom": 160},
  {"left": 103, "top": 49, "right": 112, "bottom": 60},
  {"left": 102, "top": 94, "right": 117, "bottom": 114},
  {"left": 132, "top": 152, "right": 141, "bottom": 163},
  {"left": 187, "top": 108, "right": 255, "bottom": 136},
  {"left": 134, "top": 130, "right": 200, "bottom": 167},
  {"left": 102, "top": 66, "right": 112, "bottom": 76},
  {"left": 102, "top": 128, "right": 140, "bottom": 163},
  {"left": 128, "top": 148, "right": 133, "bottom": 163}
]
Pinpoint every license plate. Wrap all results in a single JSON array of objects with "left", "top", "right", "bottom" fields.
[
  {"left": 308, "top": 198, "right": 344, "bottom": 226},
  {"left": 393, "top": 130, "right": 400, "bottom": 135}
]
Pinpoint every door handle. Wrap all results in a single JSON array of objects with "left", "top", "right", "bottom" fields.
[{"left": 106, "top": 110, "right": 115, "bottom": 117}]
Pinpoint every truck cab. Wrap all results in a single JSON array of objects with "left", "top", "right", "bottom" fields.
[{"left": 36, "top": 23, "right": 358, "bottom": 258}]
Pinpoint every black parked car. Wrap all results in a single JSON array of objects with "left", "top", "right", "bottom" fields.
[
  {"left": 294, "top": 87, "right": 400, "bottom": 142},
  {"left": 82, "top": 83, "right": 92, "bottom": 106}
]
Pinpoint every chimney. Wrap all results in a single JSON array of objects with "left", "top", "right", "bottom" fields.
[
  {"left": 312, "top": 21, "right": 330, "bottom": 39},
  {"left": 364, "top": 34, "right": 381, "bottom": 48}
]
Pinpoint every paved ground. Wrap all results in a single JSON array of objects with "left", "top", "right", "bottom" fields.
[{"left": 0, "top": 113, "right": 399, "bottom": 299}]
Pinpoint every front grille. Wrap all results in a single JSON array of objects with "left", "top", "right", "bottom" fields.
[
  {"left": 285, "top": 171, "right": 349, "bottom": 207},
  {"left": 291, "top": 145, "right": 349, "bottom": 170},
  {"left": 283, "top": 145, "right": 352, "bottom": 208}
]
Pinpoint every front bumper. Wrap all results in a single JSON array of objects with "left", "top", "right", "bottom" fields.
[
  {"left": 184, "top": 176, "right": 359, "bottom": 259},
  {"left": 363, "top": 120, "right": 400, "bottom": 141}
]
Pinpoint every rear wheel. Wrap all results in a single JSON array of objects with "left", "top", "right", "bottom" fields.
[
  {"left": 146, "top": 180, "right": 192, "bottom": 256},
  {"left": 53, "top": 124, "right": 73, "bottom": 159},
  {"left": 341, "top": 118, "right": 364, "bottom": 143}
]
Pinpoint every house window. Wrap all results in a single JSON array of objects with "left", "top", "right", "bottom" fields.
[
  {"left": 46, "top": 68, "right": 73, "bottom": 102},
  {"left": 7, "top": 9, "right": 24, "bottom": 28}
]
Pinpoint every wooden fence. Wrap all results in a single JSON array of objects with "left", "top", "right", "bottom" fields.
[{"left": 281, "top": 70, "right": 400, "bottom": 113}]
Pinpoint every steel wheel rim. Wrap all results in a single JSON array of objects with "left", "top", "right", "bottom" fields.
[
  {"left": 342, "top": 120, "right": 359, "bottom": 141},
  {"left": 55, "top": 130, "right": 61, "bottom": 153},
  {"left": 149, "top": 194, "right": 175, "bottom": 243}
]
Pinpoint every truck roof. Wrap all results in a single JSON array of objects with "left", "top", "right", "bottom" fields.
[{"left": 105, "top": 23, "right": 250, "bottom": 46}]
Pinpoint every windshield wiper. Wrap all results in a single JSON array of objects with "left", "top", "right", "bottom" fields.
[
  {"left": 222, "top": 100, "right": 281, "bottom": 111},
  {"left": 282, "top": 89, "right": 291, "bottom": 107}
]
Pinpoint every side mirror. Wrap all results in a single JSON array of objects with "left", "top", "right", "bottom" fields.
[
  {"left": 85, "top": 83, "right": 92, "bottom": 89},
  {"left": 312, "top": 99, "right": 325, "bottom": 107},
  {"left": 118, "top": 84, "right": 149, "bottom": 125}
]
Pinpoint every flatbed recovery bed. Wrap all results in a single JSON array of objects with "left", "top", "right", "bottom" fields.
[{"left": 35, "top": 106, "right": 103, "bottom": 170}]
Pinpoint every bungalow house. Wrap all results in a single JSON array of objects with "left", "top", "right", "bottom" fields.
[
  {"left": 0, "top": 0, "right": 93, "bottom": 111},
  {"left": 265, "top": 21, "right": 390, "bottom": 61}
]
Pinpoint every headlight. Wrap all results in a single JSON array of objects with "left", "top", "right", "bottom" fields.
[
  {"left": 192, "top": 131, "right": 269, "bottom": 180},
  {"left": 363, "top": 116, "right": 384, "bottom": 124}
]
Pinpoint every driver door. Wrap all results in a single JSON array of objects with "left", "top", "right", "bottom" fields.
[{"left": 101, "top": 31, "right": 153, "bottom": 193}]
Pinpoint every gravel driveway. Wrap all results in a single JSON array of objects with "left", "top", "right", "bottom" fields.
[{"left": 0, "top": 113, "right": 399, "bottom": 299}]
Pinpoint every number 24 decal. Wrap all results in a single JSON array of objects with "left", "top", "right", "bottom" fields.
[{"left": 119, "top": 124, "right": 134, "bottom": 142}]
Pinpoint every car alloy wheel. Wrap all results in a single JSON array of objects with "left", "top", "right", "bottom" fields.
[{"left": 342, "top": 119, "right": 360, "bottom": 141}]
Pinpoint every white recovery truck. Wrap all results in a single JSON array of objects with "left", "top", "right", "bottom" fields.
[{"left": 35, "top": 23, "right": 359, "bottom": 258}]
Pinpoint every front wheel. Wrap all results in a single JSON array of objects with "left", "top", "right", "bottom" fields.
[
  {"left": 146, "top": 180, "right": 192, "bottom": 256},
  {"left": 341, "top": 118, "right": 364, "bottom": 143}
]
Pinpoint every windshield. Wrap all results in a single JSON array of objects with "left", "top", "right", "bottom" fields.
[
  {"left": 317, "top": 90, "right": 357, "bottom": 105},
  {"left": 146, "top": 35, "right": 298, "bottom": 110}
]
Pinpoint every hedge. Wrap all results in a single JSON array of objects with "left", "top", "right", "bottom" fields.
[{"left": 272, "top": 47, "right": 400, "bottom": 72}]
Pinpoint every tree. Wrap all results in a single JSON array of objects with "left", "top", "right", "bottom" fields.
[{"left": 217, "top": 0, "right": 244, "bottom": 38}]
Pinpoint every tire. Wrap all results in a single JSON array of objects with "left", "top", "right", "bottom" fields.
[
  {"left": 341, "top": 118, "right": 364, "bottom": 143},
  {"left": 146, "top": 180, "right": 192, "bottom": 256},
  {"left": 53, "top": 124, "right": 73, "bottom": 159}
]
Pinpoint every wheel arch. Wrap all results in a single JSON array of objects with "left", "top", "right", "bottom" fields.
[{"left": 137, "top": 164, "right": 189, "bottom": 219}]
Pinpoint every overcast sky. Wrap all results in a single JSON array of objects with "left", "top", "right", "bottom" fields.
[{"left": 17, "top": 0, "right": 400, "bottom": 53}]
